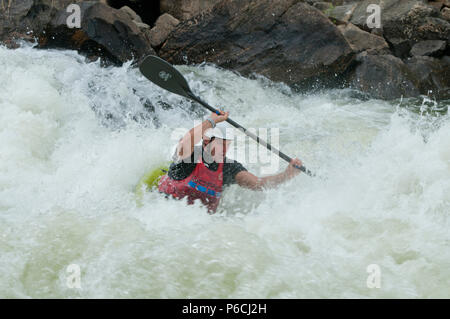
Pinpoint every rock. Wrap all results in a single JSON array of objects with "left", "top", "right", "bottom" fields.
[
  {"left": 326, "top": 3, "right": 358, "bottom": 25},
  {"left": 405, "top": 55, "right": 450, "bottom": 99},
  {"left": 428, "top": 0, "right": 445, "bottom": 10},
  {"left": 39, "top": 2, "right": 155, "bottom": 65},
  {"left": 381, "top": 2, "right": 449, "bottom": 43},
  {"left": 349, "top": 53, "right": 420, "bottom": 99},
  {"left": 410, "top": 40, "right": 447, "bottom": 57},
  {"left": 387, "top": 38, "right": 412, "bottom": 59},
  {"left": 306, "top": 0, "right": 345, "bottom": 5},
  {"left": 120, "top": 5, "right": 143, "bottom": 23},
  {"left": 313, "top": 2, "right": 333, "bottom": 12},
  {"left": 349, "top": 0, "right": 449, "bottom": 56},
  {"left": 349, "top": 0, "right": 449, "bottom": 42},
  {"left": 338, "top": 23, "right": 389, "bottom": 54},
  {"left": 160, "top": 0, "right": 222, "bottom": 21},
  {"left": 350, "top": 0, "right": 426, "bottom": 31},
  {"left": 133, "top": 21, "right": 151, "bottom": 30},
  {"left": 399, "top": 16, "right": 450, "bottom": 42},
  {"left": 108, "top": 0, "right": 160, "bottom": 27},
  {"left": 148, "top": 13, "right": 180, "bottom": 48},
  {"left": 160, "top": 1, "right": 354, "bottom": 89},
  {"left": 370, "top": 28, "right": 383, "bottom": 37},
  {"left": 0, "top": 0, "right": 84, "bottom": 46},
  {"left": 441, "top": 7, "right": 450, "bottom": 21}
]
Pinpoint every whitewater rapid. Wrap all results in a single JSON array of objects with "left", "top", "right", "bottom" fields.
[{"left": 0, "top": 44, "right": 449, "bottom": 298}]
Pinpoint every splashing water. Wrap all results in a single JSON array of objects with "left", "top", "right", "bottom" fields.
[{"left": 0, "top": 44, "right": 449, "bottom": 298}]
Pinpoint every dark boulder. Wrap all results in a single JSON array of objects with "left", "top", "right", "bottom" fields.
[
  {"left": 380, "top": 2, "right": 449, "bottom": 43},
  {"left": 0, "top": 0, "right": 80, "bottom": 47},
  {"left": 387, "top": 14, "right": 450, "bottom": 43},
  {"left": 160, "top": 0, "right": 222, "bottom": 21},
  {"left": 0, "top": 1, "right": 155, "bottom": 65},
  {"left": 350, "top": 0, "right": 427, "bottom": 32},
  {"left": 410, "top": 40, "right": 447, "bottom": 57},
  {"left": 159, "top": 0, "right": 354, "bottom": 89},
  {"left": 349, "top": 53, "right": 420, "bottom": 100},
  {"left": 349, "top": 0, "right": 449, "bottom": 59},
  {"left": 405, "top": 55, "right": 450, "bottom": 99},
  {"left": 386, "top": 37, "right": 412, "bottom": 59},
  {"left": 39, "top": 2, "right": 155, "bottom": 64}
]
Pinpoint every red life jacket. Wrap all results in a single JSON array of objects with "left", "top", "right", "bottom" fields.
[{"left": 158, "top": 158, "right": 224, "bottom": 212}]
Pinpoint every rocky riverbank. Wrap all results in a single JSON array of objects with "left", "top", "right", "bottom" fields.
[{"left": 1, "top": 0, "right": 449, "bottom": 100}]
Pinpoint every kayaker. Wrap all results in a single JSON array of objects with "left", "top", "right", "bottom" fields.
[{"left": 158, "top": 111, "right": 303, "bottom": 212}]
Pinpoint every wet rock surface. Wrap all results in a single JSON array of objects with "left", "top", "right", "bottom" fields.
[
  {"left": 349, "top": 53, "right": 421, "bottom": 100},
  {"left": 1, "top": 0, "right": 450, "bottom": 100},
  {"left": 159, "top": 0, "right": 355, "bottom": 89}
]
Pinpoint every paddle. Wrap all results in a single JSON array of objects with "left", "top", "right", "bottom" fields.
[{"left": 139, "top": 55, "right": 313, "bottom": 177}]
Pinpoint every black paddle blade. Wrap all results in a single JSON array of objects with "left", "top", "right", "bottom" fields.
[{"left": 139, "top": 55, "right": 192, "bottom": 99}]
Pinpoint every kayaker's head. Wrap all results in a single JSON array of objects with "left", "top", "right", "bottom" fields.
[{"left": 202, "top": 122, "right": 234, "bottom": 162}]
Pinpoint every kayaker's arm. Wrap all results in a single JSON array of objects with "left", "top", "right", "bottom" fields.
[
  {"left": 176, "top": 111, "right": 229, "bottom": 160},
  {"left": 235, "top": 158, "right": 302, "bottom": 190}
]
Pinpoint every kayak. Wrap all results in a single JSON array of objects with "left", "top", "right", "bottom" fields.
[{"left": 134, "top": 163, "right": 170, "bottom": 204}]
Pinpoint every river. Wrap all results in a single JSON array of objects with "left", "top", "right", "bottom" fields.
[{"left": 0, "top": 44, "right": 449, "bottom": 298}]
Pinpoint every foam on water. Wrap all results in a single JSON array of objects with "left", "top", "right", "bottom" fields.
[{"left": 0, "top": 44, "right": 449, "bottom": 298}]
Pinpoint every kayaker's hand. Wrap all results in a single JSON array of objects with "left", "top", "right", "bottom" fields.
[
  {"left": 285, "top": 158, "right": 303, "bottom": 178},
  {"left": 211, "top": 110, "right": 229, "bottom": 124}
]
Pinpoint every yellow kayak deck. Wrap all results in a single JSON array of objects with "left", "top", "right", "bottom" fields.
[{"left": 134, "top": 164, "right": 170, "bottom": 202}]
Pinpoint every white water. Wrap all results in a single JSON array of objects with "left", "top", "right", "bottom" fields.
[{"left": 0, "top": 44, "right": 449, "bottom": 298}]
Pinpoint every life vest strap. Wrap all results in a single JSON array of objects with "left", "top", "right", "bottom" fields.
[{"left": 188, "top": 180, "right": 221, "bottom": 198}]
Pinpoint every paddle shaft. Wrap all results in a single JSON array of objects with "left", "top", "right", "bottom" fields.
[
  {"left": 138, "top": 55, "right": 313, "bottom": 176},
  {"left": 187, "top": 92, "right": 313, "bottom": 176}
]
